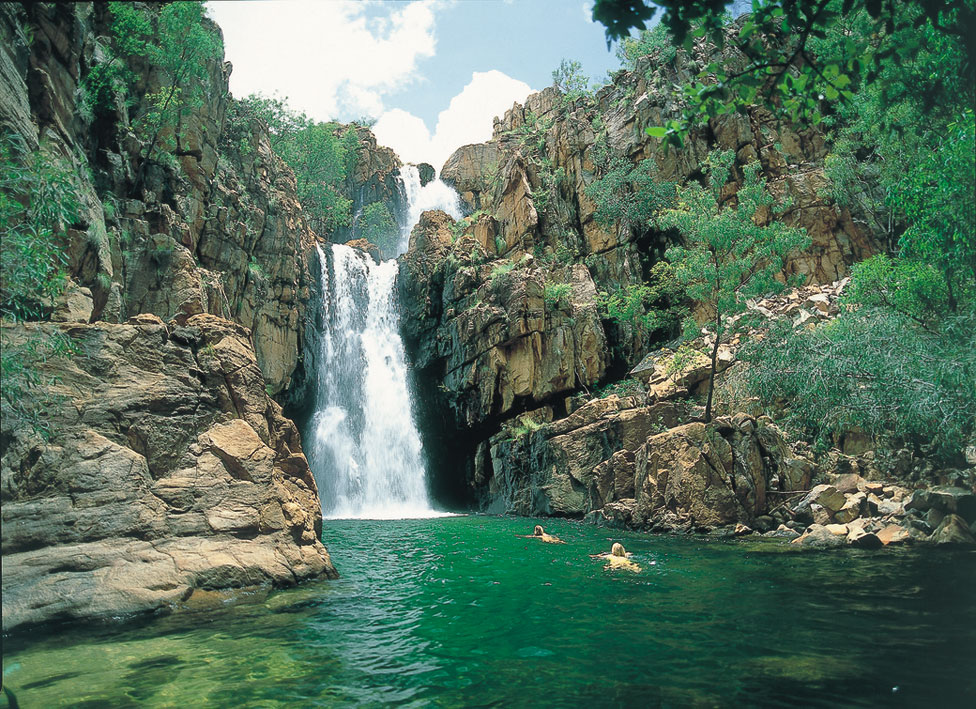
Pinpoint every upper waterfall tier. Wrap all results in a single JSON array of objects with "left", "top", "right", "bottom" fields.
[{"left": 397, "top": 164, "right": 463, "bottom": 255}]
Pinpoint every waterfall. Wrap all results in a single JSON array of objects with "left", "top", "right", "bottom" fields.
[
  {"left": 396, "top": 164, "right": 463, "bottom": 252},
  {"left": 307, "top": 165, "right": 462, "bottom": 519}
]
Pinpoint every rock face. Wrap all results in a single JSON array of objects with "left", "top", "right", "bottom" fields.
[
  {"left": 399, "top": 24, "right": 882, "bottom": 516},
  {"left": 0, "top": 3, "right": 404, "bottom": 630},
  {"left": 0, "top": 4, "right": 400, "bottom": 395},
  {"left": 401, "top": 212, "right": 609, "bottom": 429},
  {"left": 484, "top": 397, "right": 811, "bottom": 529},
  {"left": 1, "top": 317, "right": 336, "bottom": 632}
]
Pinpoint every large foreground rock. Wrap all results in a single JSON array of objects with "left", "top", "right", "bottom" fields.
[
  {"left": 485, "top": 402, "right": 810, "bottom": 528},
  {"left": 1, "top": 317, "right": 336, "bottom": 632}
]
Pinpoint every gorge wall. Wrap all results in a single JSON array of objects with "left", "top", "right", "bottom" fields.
[
  {"left": 399, "top": 32, "right": 883, "bottom": 524},
  {"left": 0, "top": 3, "right": 399, "bottom": 631}
]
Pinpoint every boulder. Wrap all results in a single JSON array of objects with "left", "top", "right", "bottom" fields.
[
  {"left": 834, "top": 492, "right": 866, "bottom": 524},
  {"left": 931, "top": 514, "right": 976, "bottom": 546},
  {"left": 832, "top": 473, "right": 867, "bottom": 494},
  {"left": 877, "top": 524, "right": 911, "bottom": 546},
  {"left": 791, "top": 524, "right": 847, "bottom": 548},
  {"left": 50, "top": 281, "right": 94, "bottom": 323},
  {"left": 847, "top": 528, "right": 883, "bottom": 549},
  {"left": 416, "top": 162, "right": 436, "bottom": 186},
  {"left": 635, "top": 421, "right": 768, "bottom": 529},
  {"left": 807, "top": 485, "right": 848, "bottom": 512}
]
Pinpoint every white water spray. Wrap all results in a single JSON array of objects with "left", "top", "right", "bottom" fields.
[
  {"left": 307, "top": 166, "right": 462, "bottom": 519},
  {"left": 397, "top": 164, "right": 463, "bottom": 252}
]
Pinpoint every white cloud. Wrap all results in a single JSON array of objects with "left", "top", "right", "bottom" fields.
[
  {"left": 373, "top": 70, "right": 532, "bottom": 170},
  {"left": 581, "top": 1, "right": 595, "bottom": 23},
  {"left": 207, "top": 0, "right": 440, "bottom": 120}
]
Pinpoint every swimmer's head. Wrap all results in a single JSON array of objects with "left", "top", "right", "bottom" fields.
[
  {"left": 611, "top": 542, "right": 626, "bottom": 557},
  {"left": 533, "top": 525, "right": 544, "bottom": 536}
]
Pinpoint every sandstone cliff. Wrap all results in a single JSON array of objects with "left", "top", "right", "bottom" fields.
[
  {"left": 1, "top": 315, "right": 334, "bottom": 631},
  {"left": 0, "top": 3, "right": 399, "bottom": 630},
  {"left": 399, "top": 32, "right": 883, "bottom": 524}
]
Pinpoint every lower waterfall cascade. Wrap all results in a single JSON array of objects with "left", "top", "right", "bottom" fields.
[{"left": 306, "top": 166, "right": 462, "bottom": 519}]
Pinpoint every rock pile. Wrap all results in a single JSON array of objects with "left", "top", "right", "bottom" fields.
[
  {"left": 767, "top": 476, "right": 976, "bottom": 548},
  {"left": 628, "top": 278, "right": 848, "bottom": 402}
]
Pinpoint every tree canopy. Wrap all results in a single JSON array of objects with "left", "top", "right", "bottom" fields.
[{"left": 592, "top": 0, "right": 976, "bottom": 145}]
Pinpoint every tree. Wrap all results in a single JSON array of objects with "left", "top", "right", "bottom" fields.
[
  {"left": 358, "top": 202, "right": 397, "bottom": 256},
  {"left": 551, "top": 59, "right": 592, "bottom": 101},
  {"left": 586, "top": 157, "right": 676, "bottom": 235},
  {"left": 224, "top": 94, "right": 361, "bottom": 235},
  {"left": 591, "top": 0, "right": 976, "bottom": 145},
  {"left": 130, "top": 3, "right": 223, "bottom": 176},
  {"left": 657, "top": 150, "right": 809, "bottom": 421},
  {"left": 894, "top": 112, "right": 976, "bottom": 309}
]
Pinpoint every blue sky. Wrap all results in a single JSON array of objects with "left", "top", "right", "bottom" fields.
[
  {"left": 385, "top": 0, "right": 621, "bottom": 125},
  {"left": 207, "top": 0, "right": 629, "bottom": 168}
]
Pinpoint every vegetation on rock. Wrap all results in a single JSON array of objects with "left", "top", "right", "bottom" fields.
[
  {"left": 0, "top": 135, "right": 79, "bottom": 434},
  {"left": 658, "top": 150, "right": 809, "bottom": 421},
  {"left": 592, "top": 0, "right": 976, "bottom": 146},
  {"left": 227, "top": 94, "right": 361, "bottom": 235},
  {"left": 358, "top": 202, "right": 398, "bottom": 256}
]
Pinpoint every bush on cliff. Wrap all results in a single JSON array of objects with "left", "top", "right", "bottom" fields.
[
  {"left": 225, "top": 94, "right": 360, "bottom": 236},
  {"left": 0, "top": 135, "right": 80, "bottom": 434},
  {"left": 592, "top": 0, "right": 976, "bottom": 146},
  {"left": 81, "top": 2, "right": 223, "bottom": 172},
  {"left": 657, "top": 150, "right": 809, "bottom": 422},
  {"left": 741, "top": 7, "right": 975, "bottom": 463},
  {"left": 741, "top": 282, "right": 976, "bottom": 462},
  {"left": 359, "top": 202, "right": 398, "bottom": 256}
]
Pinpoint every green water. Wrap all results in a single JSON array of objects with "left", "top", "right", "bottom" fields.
[{"left": 3, "top": 516, "right": 975, "bottom": 707}]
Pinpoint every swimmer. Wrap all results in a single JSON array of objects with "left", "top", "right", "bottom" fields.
[
  {"left": 590, "top": 542, "right": 641, "bottom": 572},
  {"left": 517, "top": 525, "right": 566, "bottom": 544}
]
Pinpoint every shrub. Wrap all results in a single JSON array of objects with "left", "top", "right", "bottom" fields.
[
  {"left": 596, "top": 262, "right": 686, "bottom": 337},
  {"left": 490, "top": 262, "right": 516, "bottom": 280},
  {"left": 0, "top": 135, "right": 78, "bottom": 320},
  {"left": 544, "top": 282, "right": 572, "bottom": 311},
  {"left": 0, "top": 134, "right": 80, "bottom": 435},
  {"left": 615, "top": 23, "right": 676, "bottom": 69},
  {"left": 586, "top": 157, "right": 676, "bottom": 234},
  {"left": 359, "top": 202, "right": 397, "bottom": 255},
  {"left": 741, "top": 307, "right": 976, "bottom": 462}
]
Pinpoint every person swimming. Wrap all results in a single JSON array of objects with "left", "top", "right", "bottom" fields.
[
  {"left": 590, "top": 542, "right": 641, "bottom": 572},
  {"left": 517, "top": 525, "right": 566, "bottom": 544}
]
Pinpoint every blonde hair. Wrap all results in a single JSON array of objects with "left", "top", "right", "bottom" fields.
[
  {"left": 611, "top": 542, "right": 626, "bottom": 557},
  {"left": 533, "top": 525, "right": 544, "bottom": 536}
]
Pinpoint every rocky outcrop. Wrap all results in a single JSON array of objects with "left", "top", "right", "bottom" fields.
[
  {"left": 400, "top": 24, "right": 883, "bottom": 516},
  {"left": 481, "top": 392, "right": 812, "bottom": 529},
  {"left": 762, "top": 468, "right": 976, "bottom": 548},
  {"left": 0, "top": 316, "right": 335, "bottom": 632},
  {"left": 0, "top": 3, "right": 421, "bottom": 630},
  {"left": 400, "top": 211, "right": 609, "bottom": 429}
]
